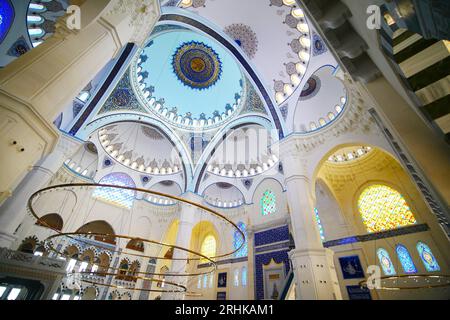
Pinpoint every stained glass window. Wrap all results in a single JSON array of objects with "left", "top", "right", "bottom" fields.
[
  {"left": 200, "top": 235, "right": 216, "bottom": 263},
  {"left": 241, "top": 267, "right": 247, "bottom": 286},
  {"left": 358, "top": 184, "right": 416, "bottom": 233},
  {"left": 234, "top": 222, "right": 247, "bottom": 257},
  {"left": 377, "top": 248, "right": 396, "bottom": 276},
  {"left": 209, "top": 274, "right": 213, "bottom": 288},
  {"left": 314, "top": 208, "right": 325, "bottom": 241},
  {"left": 261, "top": 190, "right": 276, "bottom": 216},
  {"left": 416, "top": 242, "right": 440, "bottom": 272},
  {"left": 202, "top": 274, "right": 208, "bottom": 288},
  {"left": 396, "top": 244, "right": 417, "bottom": 274},
  {"left": 93, "top": 173, "right": 136, "bottom": 209},
  {"left": 234, "top": 269, "right": 239, "bottom": 287}
]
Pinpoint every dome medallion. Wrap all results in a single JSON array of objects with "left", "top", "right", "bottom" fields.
[{"left": 172, "top": 41, "right": 222, "bottom": 90}]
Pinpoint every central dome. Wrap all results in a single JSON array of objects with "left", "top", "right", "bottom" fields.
[
  {"left": 172, "top": 41, "right": 222, "bottom": 90},
  {"left": 132, "top": 27, "right": 245, "bottom": 130}
]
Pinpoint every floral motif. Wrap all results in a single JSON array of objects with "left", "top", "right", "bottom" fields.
[{"left": 224, "top": 24, "right": 259, "bottom": 59}]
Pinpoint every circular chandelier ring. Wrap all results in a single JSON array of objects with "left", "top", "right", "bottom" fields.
[
  {"left": 358, "top": 274, "right": 450, "bottom": 290},
  {"left": 45, "top": 232, "right": 217, "bottom": 277},
  {"left": 28, "top": 183, "right": 246, "bottom": 260},
  {"left": 78, "top": 274, "right": 187, "bottom": 293}
]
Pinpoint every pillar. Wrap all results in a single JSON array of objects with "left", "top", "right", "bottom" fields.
[
  {"left": 162, "top": 192, "right": 199, "bottom": 300},
  {"left": 0, "top": 134, "right": 81, "bottom": 248},
  {"left": 280, "top": 137, "right": 342, "bottom": 300},
  {"left": 0, "top": 0, "right": 160, "bottom": 201}
]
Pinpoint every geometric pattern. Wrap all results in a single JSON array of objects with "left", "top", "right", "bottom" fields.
[
  {"left": 233, "top": 222, "right": 247, "bottom": 258},
  {"left": 98, "top": 70, "right": 148, "bottom": 114},
  {"left": 172, "top": 41, "right": 222, "bottom": 90},
  {"left": 200, "top": 235, "right": 216, "bottom": 263},
  {"left": 261, "top": 190, "right": 276, "bottom": 216},
  {"left": 358, "top": 184, "right": 417, "bottom": 233},
  {"left": 224, "top": 23, "right": 258, "bottom": 59},
  {"left": 92, "top": 172, "right": 136, "bottom": 209}
]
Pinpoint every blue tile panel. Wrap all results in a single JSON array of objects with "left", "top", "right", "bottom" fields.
[
  {"left": 254, "top": 225, "right": 289, "bottom": 247},
  {"left": 254, "top": 250, "right": 290, "bottom": 300},
  {"left": 254, "top": 225, "right": 291, "bottom": 300}
]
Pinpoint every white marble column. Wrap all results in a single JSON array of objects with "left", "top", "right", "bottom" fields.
[
  {"left": 0, "top": 0, "right": 160, "bottom": 201},
  {"left": 0, "top": 134, "right": 81, "bottom": 248},
  {"left": 280, "top": 137, "right": 342, "bottom": 300},
  {"left": 162, "top": 192, "right": 200, "bottom": 300}
]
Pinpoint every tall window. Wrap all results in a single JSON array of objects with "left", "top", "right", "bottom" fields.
[
  {"left": 314, "top": 208, "right": 325, "bottom": 241},
  {"left": 416, "top": 242, "right": 440, "bottom": 272},
  {"left": 234, "top": 222, "right": 247, "bottom": 257},
  {"left": 241, "top": 267, "right": 247, "bottom": 287},
  {"left": 377, "top": 248, "right": 396, "bottom": 276},
  {"left": 261, "top": 190, "right": 276, "bottom": 216},
  {"left": 200, "top": 235, "right": 217, "bottom": 263},
  {"left": 93, "top": 173, "right": 136, "bottom": 209},
  {"left": 396, "top": 244, "right": 417, "bottom": 274},
  {"left": 234, "top": 269, "right": 239, "bottom": 287},
  {"left": 358, "top": 184, "right": 416, "bottom": 233}
]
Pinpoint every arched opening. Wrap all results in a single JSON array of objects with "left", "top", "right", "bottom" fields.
[
  {"left": 35, "top": 213, "right": 63, "bottom": 232},
  {"left": 76, "top": 220, "right": 116, "bottom": 245}
]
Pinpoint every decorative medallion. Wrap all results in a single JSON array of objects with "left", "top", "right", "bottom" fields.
[
  {"left": 224, "top": 24, "right": 258, "bottom": 59},
  {"left": 299, "top": 75, "right": 321, "bottom": 99},
  {"left": 172, "top": 41, "right": 222, "bottom": 90},
  {"left": 7, "top": 36, "right": 29, "bottom": 57},
  {"left": 312, "top": 32, "right": 328, "bottom": 56}
]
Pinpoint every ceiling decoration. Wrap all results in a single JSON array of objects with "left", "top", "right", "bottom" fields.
[
  {"left": 141, "top": 126, "right": 164, "bottom": 140},
  {"left": 144, "top": 180, "right": 181, "bottom": 206},
  {"left": 300, "top": 75, "right": 321, "bottom": 99},
  {"left": 312, "top": 31, "right": 328, "bottom": 56},
  {"left": 179, "top": 0, "right": 312, "bottom": 105},
  {"left": 131, "top": 28, "right": 246, "bottom": 130},
  {"left": 224, "top": 23, "right": 259, "bottom": 59},
  {"left": 26, "top": 1, "right": 68, "bottom": 47},
  {"left": 98, "top": 72, "right": 148, "bottom": 114},
  {"left": 98, "top": 124, "right": 182, "bottom": 175},
  {"left": 293, "top": 65, "right": 347, "bottom": 133},
  {"left": 269, "top": 0, "right": 311, "bottom": 104},
  {"left": 172, "top": 41, "right": 222, "bottom": 90},
  {"left": 203, "top": 183, "right": 245, "bottom": 208},
  {"left": 205, "top": 125, "right": 279, "bottom": 178},
  {"left": 327, "top": 146, "right": 372, "bottom": 163}
]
